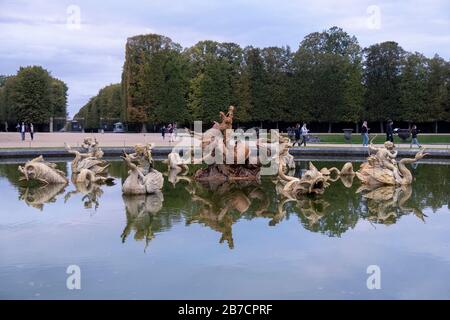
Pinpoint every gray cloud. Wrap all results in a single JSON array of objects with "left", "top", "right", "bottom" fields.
[{"left": 0, "top": 0, "right": 449, "bottom": 117}]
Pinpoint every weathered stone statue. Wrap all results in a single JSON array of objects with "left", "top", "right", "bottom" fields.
[
  {"left": 164, "top": 151, "right": 189, "bottom": 172},
  {"left": 356, "top": 141, "right": 427, "bottom": 186},
  {"left": 278, "top": 162, "right": 329, "bottom": 198},
  {"left": 65, "top": 138, "right": 109, "bottom": 175},
  {"left": 194, "top": 106, "right": 261, "bottom": 182},
  {"left": 275, "top": 132, "right": 295, "bottom": 173},
  {"left": 126, "top": 143, "right": 154, "bottom": 175},
  {"left": 277, "top": 156, "right": 355, "bottom": 197},
  {"left": 122, "top": 144, "right": 164, "bottom": 195},
  {"left": 18, "top": 156, "right": 68, "bottom": 185}
]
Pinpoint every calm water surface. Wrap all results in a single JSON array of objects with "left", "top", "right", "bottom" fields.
[{"left": 0, "top": 160, "right": 449, "bottom": 299}]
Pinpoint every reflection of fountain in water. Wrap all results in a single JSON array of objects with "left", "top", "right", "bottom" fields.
[
  {"left": 121, "top": 192, "right": 164, "bottom": 251},
  {"left": 64, "top": 174, "right": 114, "bottom": 211},
  {"left": 18, "top": 183, "right": 67, "bottom": 211},
  {"left": 358, "top": 184, "right": 426, "bottom": 225}
]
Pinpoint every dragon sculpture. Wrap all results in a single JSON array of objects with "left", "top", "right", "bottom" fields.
[{"left": 122, "top": 144, "right": 164, "bottom": 195}]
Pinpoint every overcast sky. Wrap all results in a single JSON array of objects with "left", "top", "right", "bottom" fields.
[{"left": 1, "top": 0, "right": 449, "bottom": 117}]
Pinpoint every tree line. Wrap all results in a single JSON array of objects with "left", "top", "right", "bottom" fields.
[
  {"left": 115, "top": 27, "right": 450, "bottom": 132},
  {"left": 3, "top": 27, "right": 449, "bottom": 133},
  {"left": 75, "top": 83, "right": 122, "bottom": 130},
  {"left": 0, "top": 66, "right": 68, "bottom": 131}
]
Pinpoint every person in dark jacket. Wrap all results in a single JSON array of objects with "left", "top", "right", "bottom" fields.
[
  {"left": 161, "top": 125, "right": 166, "bottom": 140},
  {"left": 292, "top": 123, "right": 301, "bottom": 147},
  {"left": 410, "top": 125, "right": 421, "bottom": 148},
  {"left": 386, "top": 120, "right": 394, "bottom": 143}
]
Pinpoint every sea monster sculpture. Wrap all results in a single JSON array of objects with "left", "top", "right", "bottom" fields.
[
  {"left": 65, "top": 138, "right": 110, "bottom": 177},
  {"left": 122, "top": 144, "right": 164, "bottom": 195},
  {"left": 18, "top": 156, "right": 68, "bottom": 185},
  {"left": 276, "top": 155, "right": 355, "bottom": 197},
  {"left": 356, "top": 141, "right": 428, "bottom": 186}
]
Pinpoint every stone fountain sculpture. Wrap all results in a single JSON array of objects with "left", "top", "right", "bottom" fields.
[
  {"left": 122, "top": 144, "right": 164, "bottom": 195},
  {"left": 356, "top": 141, "right": 428, "bottom": 186},
  {"left": 18, "top": 156, "right": 68, "bottom": 185},
  {"left": 65, "top": 137, "right": 111, "bottom": 184},
  {"left": 277, "top": 158, "right": 355, "bottom": 198},
  {"left": 193, "top": 106, "right": 261, "bottom": 181}
]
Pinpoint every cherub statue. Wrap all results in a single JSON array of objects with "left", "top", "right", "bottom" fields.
[
  {"left": 357, "top": 141, "right": 428, "bottom": 186},
  {"left": 126, "top": 143, "right": 154, "bottom": 175},
  {"left": 122, "top": 145, "right": 164, "bottom": 195}
]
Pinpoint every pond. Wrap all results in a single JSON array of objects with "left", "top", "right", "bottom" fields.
[{"left": 0, "top": 160, "right": 449, "bottom": 299}]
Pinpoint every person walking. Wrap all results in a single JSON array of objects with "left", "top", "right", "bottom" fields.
[
  {"left": 361, "top": 121, "right": 369, "bottom": 146},
  {"left": 173, "top": 122, "right": 178, "bottom": 141},
  {"left": 300, "top": 123, "right": 309, "bottom": 147},
  {"left": 292, "top": 123, "right": 301, "bottom": 147},
  {"left": 20, "top": 122, "right": 26, "bottom": 141},
  {"left": 386, "top": 120, "right": 394, "bottom": 143},
  {"left": 29, "top": 123, "right": 34, "bottom": 141},
  {"left": 161, "top": 125, "right": 166, "bottom": 140},
  {"left": 410, "top": 125, "right": 421, "bottom": 148},
  {"left": 167, "top": 124, "right": 173, "bottom": 142}
]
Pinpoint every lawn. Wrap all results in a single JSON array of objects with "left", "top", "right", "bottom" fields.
[{"left": 305, "top": 134, "right": 450, "bottom": 145}]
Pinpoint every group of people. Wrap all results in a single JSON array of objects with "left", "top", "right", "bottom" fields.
[
  {"left": 361, "top": 120, "right": 421, "bottom": 148},
  {"left": 16, "top": 122, "right": 34, "bottom": 141},
  {"left": 291, "top": 123, "right": 310, "bottom": 147},
  {"left": 160, "top": 123, "right": 178, "bottom": 142},
  {"left": 288, "top": 120, "right": 421, "bottom": 148}
]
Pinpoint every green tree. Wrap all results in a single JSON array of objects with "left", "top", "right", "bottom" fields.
[
  {"left": 122, "top": 34, "right": 183, "bottom": 131},
  {"left": 75, "top": 83, "right": 122, "bottom": 130},
  {"left": 426, "top": 55, "right": 450, "bottom": 132},
  {"left": 50, "top": 79, "right": 68, "bottom": 118},
  {"left": 363, "top": 41, "right": 406, "bottom": 131},
  {"left": 244, "top": 46, "right": 269, "bottom": 124},
  {"left": 399, "top": 52, "right": 428, "bottom": 126},
  {"left": 293, "top": 27, "right": 363, "bottom": 132},
  {"left": 10, "top": 66, "right": 52, "bottom": 124},
  {"left": 188, "top": 58, "right": 232, "bottom": 124}
]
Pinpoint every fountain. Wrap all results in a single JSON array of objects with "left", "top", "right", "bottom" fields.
[{"left": 193, "top": 106, "right": 261, "bottom": 182}]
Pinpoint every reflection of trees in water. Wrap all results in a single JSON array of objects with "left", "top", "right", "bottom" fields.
[
  {"left": 288, "top": 179, "right": 362, "bottom": 237},
  {"left": 411, "top": 164, "right": 449, "bottom": 211}
]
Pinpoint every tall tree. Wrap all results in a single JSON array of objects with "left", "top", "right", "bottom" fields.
[
  {"left": 122, "top": 34, "right": 184, "bottom": 131},
  {"left": 399, "top": 52, "right": 428, "bottom": 126},
  {"left": 50, "top": 79, "right": 68, "bottom": 118},
  {"left": 244, "top": 47, "right": 269, "bottom": 124},
  {"left": 363, "top": 41, "right": 406, "bottom": 131},
  {"left": 426, "top": 55, "right": 450, "bottom": 132},
  {"left": 10, "top": 66, "right": 52, "bottom": 124},
  {"left": 293, "top": 27, "right": 363, "bottom": 132},
  {"left": 75, "top": 83, "right": 122, "bottom": 129}
]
